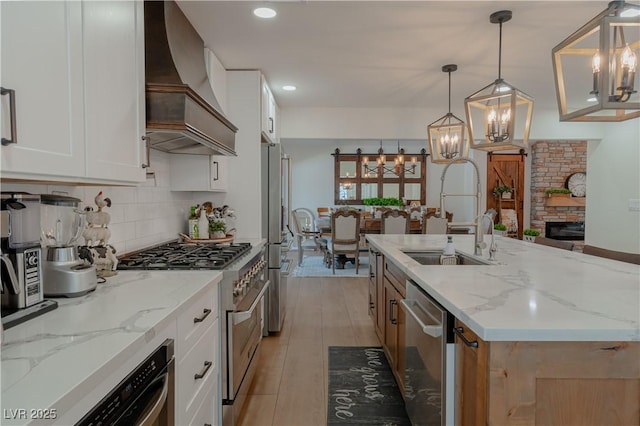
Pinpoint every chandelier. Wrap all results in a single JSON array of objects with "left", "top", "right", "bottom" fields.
[
  {"left": 552, "top": 1, "right": 640, "bottom": 122},
  {"left": 362, "top": 141, "right": 417, "bottom": 177},
  {"left": 427, "top": 64, "right": 469, "bottom": 164},
  {"left": 465, "top": 10, "right": 534, "bottom": 152}
]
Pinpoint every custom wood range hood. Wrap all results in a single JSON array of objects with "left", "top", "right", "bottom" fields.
[{"left": 144, "top": 1, "right": 237, "bottom": 156}]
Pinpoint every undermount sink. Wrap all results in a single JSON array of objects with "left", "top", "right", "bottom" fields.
[{"left": 402, "top": 250, "right": 491, "bottom": 266}]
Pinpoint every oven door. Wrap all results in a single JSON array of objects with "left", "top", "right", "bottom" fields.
[{"left": 224, "top": 279, "right": 269, "bottom": 424}]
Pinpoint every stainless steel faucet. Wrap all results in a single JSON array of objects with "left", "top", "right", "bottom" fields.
[
  {"left": 473, "top": 214, "right": 487, "bottom": 256},
  {"left": 439, "top": 157, "right": 485, "bottom": 256},
  {"left": 474, "top": 212, "right": 497, "bottom": 260}
]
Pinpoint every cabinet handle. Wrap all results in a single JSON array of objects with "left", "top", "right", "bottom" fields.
[
  {"left": 212, "top": 161, "right": 219, "bottom": 181},
  {"left": 389, "top": 299, "right": 397, "bottom": 325},
  {"left": 1, "top": 87, "right": 17, "bottom": 146},
  {"left": 193, "top": 308, "right": 212, "bottom": 323},
  {"left": 194, "top": 360, "right": 212, "bottom": 380},
  {"left": 454, "top": 326, "right": 478, "bottom": 348},
  {"left": 268, "top": 117, "right": 274, "bottom": 133},
  {"left": 141, "top": 135, "right": 150, "bottom": 168}
]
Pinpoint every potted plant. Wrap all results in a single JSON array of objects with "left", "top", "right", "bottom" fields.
[
  {"left": 545, "top": 188, "right": 572, "bottom": 198},
  {"left": 523, "top": 228, "right": 540, "bottom": 242},
  {"left": 209, "top": 219, "right": 227, "bottom": 239},
  {"left": 493, "top": 223, "right": 507, "bottom": 236},
  {"left": 492, "top": 184, "right": 513, "bottom": 199},
  {"left": 363, "top": 197, "right": 403, "bottom": 216}
]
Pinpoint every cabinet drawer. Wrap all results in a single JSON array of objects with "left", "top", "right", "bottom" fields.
[
  {"left": 187, "top": 375, "right": 217, "bottom": 426},
  {"left": 178, "top": 319, "right": 218, "bottom": 424},
  {"left": 384, "top": 258, "right": 407, "bottom": 297},
  {"left": 177, "top": 286, "right": 217, "bottom": 358}
]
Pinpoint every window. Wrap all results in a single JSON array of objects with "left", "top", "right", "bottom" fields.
[{"left": 332, "top": 148, "right": 428, "bottom": 205}]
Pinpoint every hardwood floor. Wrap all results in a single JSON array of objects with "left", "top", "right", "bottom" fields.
[{"left": 237, "top": 257, "right": 380, "bottom": 426}]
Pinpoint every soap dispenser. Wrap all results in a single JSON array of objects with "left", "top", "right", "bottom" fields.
[{"left": 443, "top": 236, "right": 455, "bottom": 256}]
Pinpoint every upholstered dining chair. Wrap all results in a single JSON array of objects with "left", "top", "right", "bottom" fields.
[
  {"left": 327, "top": 210, "right": 361, "bottom": 274},
  {"left": 421, "top": 212, "right": 448, "bottom": 234},
  {"left": 381, "top": 209, "right": 410, "bottom": 234}
]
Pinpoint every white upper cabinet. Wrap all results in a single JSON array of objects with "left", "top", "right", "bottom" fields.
[
  {"left": 83, "top": 1, "right": 146, "bottom": 183},
  {"left": 1, "top": 1, "right": 86, "bottom": 178},
  {"left": 0, "top": 1, "right": 145, "bottom": 184},
  {"left": 170, "top": 154, "right": 228, "bottom": 192},
  {"left": 261, "top": 75, "right": 278, "bottom": 144}
]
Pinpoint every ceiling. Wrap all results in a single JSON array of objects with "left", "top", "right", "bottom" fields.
[{"left": 177, "top": 1, "right": 613, "bottom": 112}]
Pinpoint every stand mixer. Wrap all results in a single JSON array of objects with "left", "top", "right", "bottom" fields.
[{"left": 40, "top": 194, "right": 97, "bottom": 297}]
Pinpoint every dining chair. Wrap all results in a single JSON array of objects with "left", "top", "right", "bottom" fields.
[
  {"left": 327, "top": 210, "right": 361, "bottom": 274},
  {"left": 381, "top": 209, "right": 410, "bottom": 234},
  {"left": 291, "top": 208, "right": 320, "bottom": 266},
  {"left": 421, "top": 212, "right": 448, "bottom": 234}
]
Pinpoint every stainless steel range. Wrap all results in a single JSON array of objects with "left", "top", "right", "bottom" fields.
[{"left": 118, "top": 240, "right": 268, "bottom": 426}]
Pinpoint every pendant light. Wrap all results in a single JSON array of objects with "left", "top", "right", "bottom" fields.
[
  {"left": 428, "top": 64, "right": 469, "bottom": 164},
  {"left": 552, "top": 1, "right": 639, "bottom": 122},
  {"left": 465, "top": 10, "right": 534, "bottom": 152}
]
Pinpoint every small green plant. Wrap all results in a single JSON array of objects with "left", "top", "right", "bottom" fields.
[
  {"left": 523, "top": 228, "right": 540, "bottom": 236},
  {"left": 492, "top": 184, "right": 513, "bottom": 197},
  {"left": 362, "top": 197, "right": 403, "bottom": 207},
  {"left": 494, "top": 223, "right": 507, "bottom": 231},
  {"left": 209, "top": 220, "right": 226, "bottom": 234},
  {"left": 545, "top": 188, "right": 571, "bottom": 195}
]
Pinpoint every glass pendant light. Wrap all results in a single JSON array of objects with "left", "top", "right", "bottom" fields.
[
  {"left": 428, "top": 64, "right": 469, "bottom": 164},
  {"left": 552, "top": 1, "right": 639, "bottom": 122},
  {"left": 465, "top": 10, "right": 534, "bottom": 152}
]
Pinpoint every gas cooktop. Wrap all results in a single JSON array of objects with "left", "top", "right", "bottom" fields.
[{"left": 117, "top": 241, "right": 252, "bottom": 270}]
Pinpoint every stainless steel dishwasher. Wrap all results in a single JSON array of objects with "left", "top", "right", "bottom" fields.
[{"left": 400, "top": 280, "right": 455, "bottom": 426}]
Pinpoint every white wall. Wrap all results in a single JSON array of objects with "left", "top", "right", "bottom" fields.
[
  {"left": 281, "top": 105, "right": 640, "bottom": 253},
  {"left": 1, "top": 150, "right": 217, "bottom": 255},
  {"left": 281, "top": 139, "right": 488, "bottom": 225},
  {"left": 586, "top": 119, "right": 640, "bottom": 254}
]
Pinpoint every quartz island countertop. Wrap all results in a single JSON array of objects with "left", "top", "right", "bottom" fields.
[
  {"left": 1, "top": 269, "right": 223, "bottom": 425},
  {"left": 366, "top": 234, "right": 639, "bottom": 342}
]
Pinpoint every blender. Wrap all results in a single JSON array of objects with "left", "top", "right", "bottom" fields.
[
  {"left": 1, "top": 193, "right": 57, "bottom": 329},
  {"left": 40, "top": 194, "right": 97, "bottom": 297}
]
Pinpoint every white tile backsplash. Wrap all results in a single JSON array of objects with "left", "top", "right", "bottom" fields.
[{"left": 1, "top": 150, "right": 226, "bottom": 255}]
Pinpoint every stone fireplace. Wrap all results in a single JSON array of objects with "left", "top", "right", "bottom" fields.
[{"left": 530, "top": 141, "right": 587, "bottom": 251}]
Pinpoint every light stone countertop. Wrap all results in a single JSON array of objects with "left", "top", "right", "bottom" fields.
[
  {"left": 366, "top": 234, "right": 640, "bottom": 342},
  {"left": 0, "top": 269, "right": 223, "bottom": 425}
]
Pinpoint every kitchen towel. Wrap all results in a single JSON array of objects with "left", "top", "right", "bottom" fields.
[{"left": 327, "top": 346, "right": 410, "bottom": 425}]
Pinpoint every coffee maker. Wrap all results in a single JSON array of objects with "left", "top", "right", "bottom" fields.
[
  {"left": 40, "top": 194, "right": 97, "bottom": 297},
  {"left": 1, "top": 193, "right": 57, "bottom": 329}
]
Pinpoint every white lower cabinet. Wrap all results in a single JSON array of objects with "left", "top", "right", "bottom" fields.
[
  {"left": 170, "top": 154, "right": 228, "bottom": 192},
  {"left": 175, "top": 285, "right": 220, "bottom": 425}
]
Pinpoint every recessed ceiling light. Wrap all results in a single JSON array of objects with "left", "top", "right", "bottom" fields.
[
  {"left": 282, "top": 85, "right": 297, "bottom": 91},
  {"left": 253, "top": 7, "right": 276, "bottom": 19}
]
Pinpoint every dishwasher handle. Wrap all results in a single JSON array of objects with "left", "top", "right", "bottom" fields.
[{"left": 400, "top": 299, "right": 442, "bottom": 338}]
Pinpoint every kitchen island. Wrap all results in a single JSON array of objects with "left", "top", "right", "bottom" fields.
[
  {"left": 1, "top": 269, "right": 223, "bottom": 426},
  {"left": 366, "top": 234, "right": 639, "bottom": 425}
]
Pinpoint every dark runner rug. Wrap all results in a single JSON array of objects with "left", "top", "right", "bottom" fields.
[{"left": 327, "top": 346, "right": 411, "bottom": 426}]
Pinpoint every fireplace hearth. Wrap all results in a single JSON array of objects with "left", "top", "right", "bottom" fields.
[{"left": 545, "top": 221, "right": 585, "bottom": 241}]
